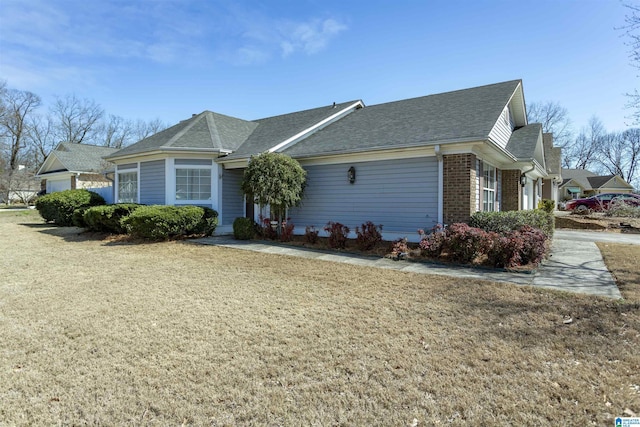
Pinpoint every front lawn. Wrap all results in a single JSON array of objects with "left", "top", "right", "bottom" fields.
[{"left": 0, "top": 211, "right": 638, "bottom": 425}]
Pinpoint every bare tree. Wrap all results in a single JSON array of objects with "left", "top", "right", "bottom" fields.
[
  {"left": 98, "top": 114, "right": 135, "bottom": 148},
  {"left": 527, "top": 101, "right": 573, "bottom": 149},
  {"left": 597, "top": 128, "right": 640, "bottom": 184},
  {"left": 623, "top": 3, "right": 640, "bottom": 123},
  {"left": 27, "top": 114, "right": 56, "bottom": 168},
  {"left": 570, "top": 116, "right": 605, "bottom": 170},
  {"left": 0, "top": 88, "right": 41, "bottom": 171},
  {"left": 133, "top": 118, "right": 168, "bottom": 141},
  {"left": 51, "top": 94, "right": 104, "bottom": 144}
]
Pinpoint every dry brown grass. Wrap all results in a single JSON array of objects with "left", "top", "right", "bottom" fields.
[
  {"left": 598, "top": 242, "right": 640, "bottom": 301},
  {"left": 1, "top": 210, "right": 639, "bottom": 425}
]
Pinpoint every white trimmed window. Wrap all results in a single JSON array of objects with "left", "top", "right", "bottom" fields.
[
  {"left": 176, "top": 168, "right": 211, "bottom": 201},
  {"left": 482, "top": 162, "right": 496, "bottom": 212},
  {"left": 118, "top": 171, "right": 137, "bottom": 203}
]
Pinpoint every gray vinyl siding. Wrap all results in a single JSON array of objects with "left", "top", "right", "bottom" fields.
[
  {"left": 488, "top": 107, "right": 513, "bottom": 149},
  {"left": 139, "top": 160, "right": 165, "bottom": 204},
  {"left": 221, "top": 168, "right": 245, "bottom": 225},
  {"left": 289, "top": 157, "right": 438, "bottom": 233}
]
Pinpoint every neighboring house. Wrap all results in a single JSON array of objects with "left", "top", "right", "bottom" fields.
[
  {"left": 36, "top": 143, "right": 119, "bottom": 203},
  {"left": 560, "top": 169, "right": 634, "bottom": 201},
  {"left": 104, "top": 79, "right": 553, "bottom": 240}
]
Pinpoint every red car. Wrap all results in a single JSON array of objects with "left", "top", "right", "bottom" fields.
[{"left": 565, "top": 193, "right": 640, "bottom": 212}]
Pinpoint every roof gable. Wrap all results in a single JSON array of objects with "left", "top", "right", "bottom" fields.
[
  {"left": 107, "top": 111, "right": 258, "bottom": 160},
  {"left": 37, "top": 143, "right": 119, "bottom": 176},
  {"left": 225, "top": 100, "right": 362, "bottom": 160},
  {"left": 587, "top": 175, "right": 633, "bottom": 189}
]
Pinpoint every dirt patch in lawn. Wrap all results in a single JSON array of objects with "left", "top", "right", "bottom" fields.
[
  {"left": 1, "top": 210, "right": 639, "bottom": 425},
  {"left": 556, "top": 212, "right": 640, "bottom": 232}
]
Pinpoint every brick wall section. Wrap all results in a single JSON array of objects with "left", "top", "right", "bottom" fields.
[
  {"left": 501, "top": 169, "right": 521, "bottom": 211},
  {"left": 443, "top": 153, "right": 476, "bottom": 224}
]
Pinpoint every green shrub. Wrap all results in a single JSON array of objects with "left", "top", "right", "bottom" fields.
[
  {"left": 122, "top": 205, "right": 217, "bottom": 240},
  {"left": 35, "top": 189, "right": 106, "bottom": 226},
  {"left": 72, "top": 206, "right": 90, "bottom": 228},
  {"left": 537, "top": 199, "right": 556, "bottom": 213},
  {"left": 469, "top": 210, "right": 554, "bottom": 238},
  {"left": 233, "top": 217, "right": 257, "bottom": 240},
  {"left": 83, "top": 204, "right": 141, "bottom": 234}
]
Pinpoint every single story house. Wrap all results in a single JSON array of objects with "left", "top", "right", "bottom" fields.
[
  {"left": 560, "top": 169, "right": 634, "bottom": 201},
  {"left": 101, "top": 79, "right": 554, "bottom": 240},
  {"left": 36, "top": 143, "right": 118, "bottom": 203}
]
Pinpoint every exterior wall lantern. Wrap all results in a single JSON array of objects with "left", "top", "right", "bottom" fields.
[
  {"left": 348, "top": 166, "right": 356, "bottom": 184},
  {"left": 520, "top": 174, "right": 527, "bottom": 187}
]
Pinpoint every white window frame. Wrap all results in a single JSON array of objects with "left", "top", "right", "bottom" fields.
[
  {"left": 117, "top": 169, "right": 138, "bottom": 203},
  {"left": 482, "top": 162, "right": 497, "bottom": 212},
  {"left": 175, "top": 165, "right": 212, "bottom": 203}
]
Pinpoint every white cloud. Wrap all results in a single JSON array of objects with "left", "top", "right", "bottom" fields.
[{"left": 283, "top": 18, "right": 348, "bottom": 56}]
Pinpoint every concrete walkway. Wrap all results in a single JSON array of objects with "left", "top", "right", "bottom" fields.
[{"left": 194, "top": 231, "right": 627, "bottom": 299}]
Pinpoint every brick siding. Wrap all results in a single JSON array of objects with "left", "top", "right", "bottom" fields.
[
  {"left": 501, "top": 169, "right": 521, "bottom": 211},
  {"left": 443, "top": 153, "right": 476, "bottom": 224}
]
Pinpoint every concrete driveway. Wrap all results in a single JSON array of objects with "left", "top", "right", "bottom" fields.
[{"left": 554, "top": 229, "right": 640, "bottom": 245}]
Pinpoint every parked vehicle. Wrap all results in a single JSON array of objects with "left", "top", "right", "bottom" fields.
[{"left": 565, "top": 193, "right": 640, "bottom": 213}]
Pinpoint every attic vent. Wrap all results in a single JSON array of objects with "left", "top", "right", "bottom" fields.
[
  {"left": 192, "top": 114, "right": 197, "bottom": 117},
  {"left": 332, "top": 102, "right": 336, "bottom": 108}
]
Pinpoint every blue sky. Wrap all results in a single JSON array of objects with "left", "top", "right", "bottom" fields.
[{"left": 0, "top": 0, "right": 636, "bottom": 135}]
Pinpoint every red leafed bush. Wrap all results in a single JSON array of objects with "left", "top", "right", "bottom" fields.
[
  {"left": 418, "top": 224, "right": 447, "bottom": 258},
  {"left": 305, "top": 225, "right": 319, "bottom": 244},
  {"left": 486, "top": 225, "right": 548, "bottom": 268},
  {"left": 355, "top": 221, "right": 383, "bottom": 250},
  {"left": 280, "top": 219, "right": 295, "bottom": 242},
  {"left": 324, "top": 221, "right": 350, "bottom": 249},
  {"left": 444, "top": 223, "right": 492, "bottom": 264}
]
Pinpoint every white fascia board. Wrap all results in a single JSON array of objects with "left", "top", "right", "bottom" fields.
[
  {"left": 267, "top": 101, "right": 365, "bottom": 154},
  {"left": 35, "top": 170, "right": 76, "bottom": 180},
  {"left": 36, "top": 152, "right": 63, "bottom": 176},
  {"left": 107, "top": 148, "right": 220, "bottom": 163}
]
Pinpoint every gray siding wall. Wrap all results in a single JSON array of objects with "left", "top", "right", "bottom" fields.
[
  {"left": 221, "top": 168, "right": 245, "bottom": 225},
  {"left": 289, "top": 157, "right": 438, "bottom": 233},
  {"left": 139, "top": 160, "right": 165, "bottom": 205}
]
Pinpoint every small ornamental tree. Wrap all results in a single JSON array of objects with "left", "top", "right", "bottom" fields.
[{"left": 241, "top": 152, "right": 306, "bottom": 235}]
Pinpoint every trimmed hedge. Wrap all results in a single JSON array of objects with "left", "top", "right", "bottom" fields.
[
  {"left": 469, "top": 210, "right": 554, "bottom": 237},
  {"left": 233, "top": 217, "right": 257, "bottom": 240},
  {"left": 35, "top": 189, "right": 106, "bottom": 226},
  {"left": 121, "top": 205, "right": 218, "bottom": 240},
  {"left": 83, "top": 204, "right": 142, "bottom": 234}
]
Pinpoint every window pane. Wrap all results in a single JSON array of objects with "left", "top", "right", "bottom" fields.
[
  {"left": 175, "top": 168, "right": 211, "bottom": 200},
  {"left": 118, "top": 172, "right": 137, "bottom": 203}
]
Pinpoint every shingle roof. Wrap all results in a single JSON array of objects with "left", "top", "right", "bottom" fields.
[
  {"left": 505, "top": 123, "right": 542, "bottom": 160},
  {"left": 587, "top": 175, "right": 616, "bottom": 188},
  {"left": 560, "top": 169, "right": 598, "bottom": 190},
  {"left": 47, "top": 143, "right": 119, "bottom": 173},
  {"left": 281, "top": 80, "right": 522, "bottom": 158},
  {"left": 106, "top": 111, "right": 258, "bottom": 159},
  {"left": 224, "top": 101, "right": 360, "bottom": 160}
]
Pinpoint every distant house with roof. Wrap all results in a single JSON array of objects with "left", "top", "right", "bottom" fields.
[
  {"left": 560, "top": 168, "right": 634, "bottom": 200},
  {"left": 95, "top": 80, "right": 557, "bottom": 239},
  {"left": 36, "top": 143, "right": 119, "bottom": 203}
]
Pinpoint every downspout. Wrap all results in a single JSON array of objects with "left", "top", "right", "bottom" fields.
[
  {"left": 435, "top": 144, "right": 443, "bottom": 224},
  {"left": 521, "top": 163, "right": 535, "bottom": 210}
]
